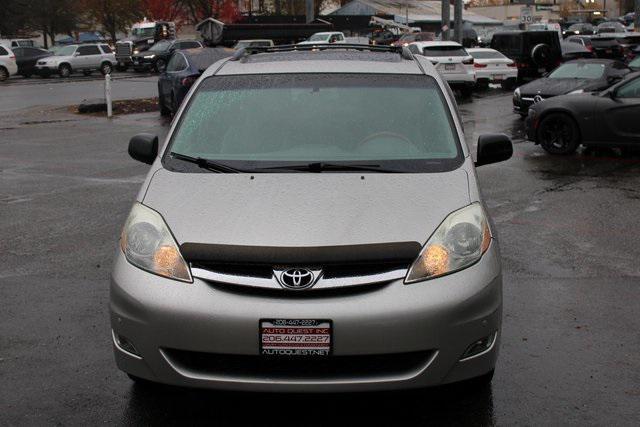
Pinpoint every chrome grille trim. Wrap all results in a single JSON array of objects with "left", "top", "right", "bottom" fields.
[{"left": 191, "top": 267, "right": 407, "bottom": 291}]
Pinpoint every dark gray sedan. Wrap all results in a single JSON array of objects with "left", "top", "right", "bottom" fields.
[{"left": 526, "top": 72, "right": 640, "bottom": 154}]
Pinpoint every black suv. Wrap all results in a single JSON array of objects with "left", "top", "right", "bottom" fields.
[{"left": 491, "top": 31, "right": 562, "bottom": 82}]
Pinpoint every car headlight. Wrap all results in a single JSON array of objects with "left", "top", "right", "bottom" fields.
[
  {"left": 568, "top": 89, "right": 584, "bottom": 94},
  {"left": 513, "top": 87, "right": 521, "bottom": 101},
  {"left": 120, "top": 203, "right": 192, "bottom": 282},
  {"left": 405, "top": 203, "right": 491, "bottom": 283},
  {"left": 133, "top": 49, "right": 140, "bottom": 54},
  {"left": 143, "top": 54, "right": 155, "bottom": 59}
]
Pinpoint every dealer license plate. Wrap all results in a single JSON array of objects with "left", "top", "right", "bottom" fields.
[
  {"left": 260, "top": 319, "right": 332, "bottom": 356},
  {"left": 445, "top": 64, "right": 456, "bottom": 71}
]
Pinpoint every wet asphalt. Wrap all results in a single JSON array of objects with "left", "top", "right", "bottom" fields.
[{"left": 0, "top": 84, "right": 639, "bottom": 425}]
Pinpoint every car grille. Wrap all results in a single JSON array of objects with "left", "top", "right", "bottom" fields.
[
  {"left": 116, "top": 42, "right": 132, "bottom": 57},
  {"left": 162, "top": 348, "right": 436, "bottom": 382},
  {"left": 190, "top": 260, "right": 411, "bottom": 292}
]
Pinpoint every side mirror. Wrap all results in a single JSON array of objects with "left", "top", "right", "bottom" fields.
[
  {"left": 73, "top": 52, "right": 80, "bottom": 57},
  {"left": 128, "top": 133, "right": 158, "bottom": 165},
  {"left": 476, "top": 134, "right": 513, "bottom": 167}
]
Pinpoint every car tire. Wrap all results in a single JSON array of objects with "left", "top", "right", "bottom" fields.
[
  {"left": 83, "top": 70, "right": 92, "bottom": 76},
  {"left": 476, "top": 79, "right": 489, "bottom": 90},
  {"left": 501, "top": 79, "right": 516, "bottom": 91},
  {"left": 466, "top": 369, "right": 494, "bottom": 389},
  {"left": 154, "top": 59, "right": 166, "bottom": 73},
  {"left": 460, "top": 86, "right": 473, "bottom": 98},
  {"left": 100, "top": 62, "right": 113, "bottom": 76},
  {"left": 58, "top": 64, "right": 71, "bottom": 78},
  {"left": 531, "top": 43, "right": 553, "bottom": 68},
  {"left": 538, "top": 113, "right": 580, "bottom": 155},
  {"left": 0, "top": 66, "right": 8, "bottom": 82}
]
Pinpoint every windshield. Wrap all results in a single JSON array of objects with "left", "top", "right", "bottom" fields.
[
  {"left": 549, "top": 62, "right": 605, "bottom": 79},
  {"left": 469, "top": 50, "right": 505, "bottom": 59},
  {"left": 132, "top": 27, "right": 155, "bottom": 38},
  {"left": 149, "top": 40, "right": 171, "bottom": 52},
  {"left": 56, "top": 46, "right": 77, "bottom": 56},
  {"left": 422, "top": 46, "right": 467, "bottom": 57},
  {"left": 166, "top": 74, "right": 462, "bottom": 173},
  {"left": 308, "top": 34, "right": 330, "bottom": 41}
]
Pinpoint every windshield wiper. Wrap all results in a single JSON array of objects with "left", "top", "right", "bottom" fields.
[
  {"left": 256, "top": 162, "right": 398, "bottom": 173},
  {"left": 169, "top": 152, "right": 244, "bottom": 173}
]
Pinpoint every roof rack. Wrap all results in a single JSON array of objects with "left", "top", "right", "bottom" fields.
[{"left": 230, "top": 43, "right": 415, "bottom": 61}]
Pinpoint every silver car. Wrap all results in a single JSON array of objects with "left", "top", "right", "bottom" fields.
[
  {"left": 35, "top": 44, "right": 116, "bottom": 77},
  {"left": 111, "top": 45, "right": 513, "bottom": 392}
]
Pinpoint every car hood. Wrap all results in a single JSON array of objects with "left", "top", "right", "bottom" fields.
[
  {"left": 142, "top": 169, "right": 471, "bottom": 248},
  {"left": 41, "top": 55, "right": 73, "bottom": 63},
  {"left": 520, "top": 78, "right": 597, "bottom": 96}
]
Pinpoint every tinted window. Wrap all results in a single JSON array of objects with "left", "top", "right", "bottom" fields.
[
  {"left": 616, "top": 77, "right": 640, "bottom": 98},
  {"left": 77, "top": 45, "right": 100, "bottom": 55},
  {"left": 548, "top": 62, "right": 605, "bottom": 79},
  {"left": 166, "top": 53, "right": 187, "bottom": 72},
  {"left": 492, "top": 34, "right": 521, "bottom": 53},
  {"left": 100, "top": 44, "right": 112, "bottom": 53},
  {"left": 167, "top": 74, "right": 462, "bottom": 172},
  {"left": 469, "top": 50, "right": 505, "bottom": 59},
  {"left": 423, "top": 46, "right": 467, "bottom": 57},
  {"left": 0, "top": 46, "right": 8, "bottom": 56}
]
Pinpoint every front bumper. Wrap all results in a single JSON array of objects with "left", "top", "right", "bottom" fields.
[{"left": 110, "top": 243, "right": 502, "bottom": 392}]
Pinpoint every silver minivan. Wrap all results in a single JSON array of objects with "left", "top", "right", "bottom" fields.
[{"left": 111, "top": 45, "right": 512, "bottom": 392}]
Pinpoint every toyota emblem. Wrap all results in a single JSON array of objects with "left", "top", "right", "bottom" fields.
[{"left": 278, "top": 268, "right": 316, "bottom": 290}]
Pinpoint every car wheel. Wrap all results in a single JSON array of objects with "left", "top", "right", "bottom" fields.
[
  {"left": 58, "top": 64, "right": 71, "bottom": 78},
  {"left": 460, "top": 86, "right": 473, "bottom": 98},
  {"left": 0, "top": 66, "right": 9, "bottom": 82},
  {"left": 83, "top": 70, "right": 92, "bottom": 76},
  {"left": 538, "top": 113, "right": 580, "bottom": 155},
  {"left": 154, "top": 59, "right": 166, "bottom": 73},
  {"left": 476, "top": 79, "right": 489, "bottom": 90},
  {"left": 501, "top": 79, "right": 516, "bottom": 91},
  {"left": 100, "top": 62, "right": 112, "bottom": 76},
  {"left": 531, "top": 43, "right": 553, "bottom": 69}
]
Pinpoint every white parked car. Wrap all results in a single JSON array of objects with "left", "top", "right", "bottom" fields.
[
  {"left": 467, "top": 48, "right": 518, "bottom": 90},
  {"left": 35, "top": 44, "right": 117, "bottom": 78},
  {"left": 0, "top": 45, "right": 18, "bottom": 81},
  {"left": 408, "top": 41, "right": 475, "bottom": 97},
  {"left": 298, "top": 32, "right": 346, "bottom": 45}
]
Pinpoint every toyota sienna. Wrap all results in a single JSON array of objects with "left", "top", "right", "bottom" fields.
[{"left": 111, "top": 44, "right": 513, "bottom": 392}]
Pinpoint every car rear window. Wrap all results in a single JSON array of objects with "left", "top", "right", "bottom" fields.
[
  {"left": 0, "top": 46, "right": 8, "bottom": 56},
  {"left": 548, "top": 62, "right": 605, "bottom": 79},
  {"left": 422, "top": 46, "right": 467, "bottom": 57},
  {"left": 166, "top": 74, "right": 462, "bottom": 172},
  {"left": 469, "top": 50, "right": 505, "bottom": 59}
]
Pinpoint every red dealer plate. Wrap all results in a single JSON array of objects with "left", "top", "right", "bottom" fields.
[{"left": 260, "top": 319, "right": 332, "bottom": 356}]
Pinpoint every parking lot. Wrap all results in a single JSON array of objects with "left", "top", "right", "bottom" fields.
[{"left": 1, "top": 72, "right": 639, "bottom": 425}]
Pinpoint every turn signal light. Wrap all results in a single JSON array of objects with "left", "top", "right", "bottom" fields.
[{"left": 474, "top": 63, "right": 487, "bottom": 68}]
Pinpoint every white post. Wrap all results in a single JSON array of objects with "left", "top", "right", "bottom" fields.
[{"left": 105, "top": 73, "right": 112, "bottom": 118}]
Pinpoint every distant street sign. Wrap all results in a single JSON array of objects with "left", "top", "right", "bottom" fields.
[{"left": 520, "top": 6, "right": 534, "bottom": 25}]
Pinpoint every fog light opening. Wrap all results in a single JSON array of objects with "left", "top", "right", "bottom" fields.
[
  {"left": 460, "top": 331, "right": 497, "bottom": 361},
  {"left": 113, "top": 331, "right": 141, "bottom": 357}
]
